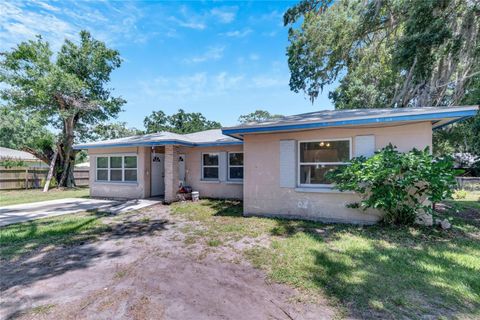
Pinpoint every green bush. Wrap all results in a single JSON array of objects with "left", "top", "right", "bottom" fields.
[
  {"left": 40, "top": 176, "right": 58, "bottom": 189},
  {"left": 453, "top": 189, "right": 468, "bottom": 200},
  {"left": 326, "top": 144, "right": 459, "bottom": 225},
  {"left": 0, "top": 159, "right": 25, "bottom": 168}
]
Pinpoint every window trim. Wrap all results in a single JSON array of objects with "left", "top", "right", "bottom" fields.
[
  {"left": 228, "top": 151, "right": 244, "bottom": 181},
  {"left": 95, "top": 154, "right": 138, "bottom": 183},
  {"left": 297, "top": 138, "right": 352, "bottom": 187},
  {"left": 201, "top": 152, "right": 220, "bottom": 181}
]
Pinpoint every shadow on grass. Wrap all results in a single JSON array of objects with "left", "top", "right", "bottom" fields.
[
  {"left": 304, "top": 225, "right": 480, "bottom": 318},
  {"left": 202, "top": 199, "right": 480, "bottom": 318},
  {"left": 0, "top": 210, "right": 169, "bottom": 295},
  {"left": 201, "top": 199, "right": 243, "bottom": 217}
]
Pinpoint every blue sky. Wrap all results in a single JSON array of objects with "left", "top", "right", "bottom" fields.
[{"left": 1, "top": 0, "right": 335, "bottom": 129}]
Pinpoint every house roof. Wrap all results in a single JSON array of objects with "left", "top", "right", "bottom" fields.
[
  {"left": 74, "top": 129, "right": 242, "bottom": 149},
  {"left": 74, "top": 106, "right": 478, "bottom": 149},
  {"left": 0, "top": 147, "right": 40, "bottom": 161},
  {"left": 222, "top": 105, "right": 478, "bottom": 139}
]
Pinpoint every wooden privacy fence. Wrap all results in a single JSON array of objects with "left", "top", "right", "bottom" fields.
[
  {"left": 456, "top": 177, "right": 480, "bottom": 191},
  {"left": 0, "top": 166, "right": 89, "bottom": 190}
]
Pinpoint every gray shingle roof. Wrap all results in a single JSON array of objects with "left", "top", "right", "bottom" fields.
[
  {"left": 74, "top": 106, "right": 478, "bottom": 149},
  {"left": 223, "top": 106, "right": 478, "bottom": 130},
  {"left": 74, "top": 129, "right": 241, "bottom": 149},
  {"left": 0, "top": 147, "right": 39, "bottom": 161}
]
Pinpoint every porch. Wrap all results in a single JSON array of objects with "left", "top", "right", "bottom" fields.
[{"left": 150, "top": 145, "right": 185, "bottom": 203}]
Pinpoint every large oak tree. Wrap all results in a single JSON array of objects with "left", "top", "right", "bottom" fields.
[
  {"left": 284, "top": 0, "right": 479, "bottom": 159},
  {"left": 284, "top": 0, "right": 479, "bottom": 108},
  {"left": 0, "top": 31, "right": 125, "bottom": 187}
]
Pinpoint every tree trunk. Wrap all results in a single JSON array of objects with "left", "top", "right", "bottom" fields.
[
  {"left": 43, "top": 149, "right": 58, "bottom": 192},
  {"left": 58, "top": 116, "right": 77, "bottom": 188}
]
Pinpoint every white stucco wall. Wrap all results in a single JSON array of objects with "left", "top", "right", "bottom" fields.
[
  {"left": 88, "top": 147, "right": 150, "bottom": 199},
  {"left": 243, "top": 122, "right": 433, "bottom": 224},
  {"left": 179, "top": 145, "right": 244, "bottom": 199},
  {"left": 88, "top": 144, "right": 243, "bottom": 200}
]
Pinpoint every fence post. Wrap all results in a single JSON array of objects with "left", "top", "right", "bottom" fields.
[{"left": 25, "top": 167, "right": 29, "bottom": 189}]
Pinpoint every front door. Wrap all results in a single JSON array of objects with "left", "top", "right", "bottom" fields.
[
  {"left": 151, "top": 153, "right": 165, "bottom": 196},
  {"left": 179, "top": 154, "right": 186, "bottom": 185}
]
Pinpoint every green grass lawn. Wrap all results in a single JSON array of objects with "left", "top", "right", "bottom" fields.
[
  {"left": 1, "top": 190, "right": 478, "bottom": 318},
  {"left": 0, "top": 187, "right": 90, "bottom": 206},
  {"left": 171, "top": 196, "right": 480, "bottom": 319},
  {"left": 0, "top": 211, "right": 108, "bottom": 259}
]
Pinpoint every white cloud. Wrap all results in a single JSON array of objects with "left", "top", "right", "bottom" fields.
[
  {"left": 140, "top": 72, "right": 244, "bottom": 100},
  {"left": 251, "top": 75, "right": 286, "bottom": 88},
  {"left": 169, "top": 16, "right": 206, "bottom": 30},
  {"left": 140, "top": 71, "right": 287, "bottom": 103},
  {"left": 262, "top": 31, "right": 277, "bottom": 37},
  {"left": 31, "top": 0, "right": 61, "bottom": 12},
  {"left": 0, "top": 1, "right": 76, "bottom": 50},
  {"left": 220, "top": 29, "right": 252, "bottom": 38},
  {"left": 0, "top": 0, "right": 156, "bottom": 51},
  {"left": 259, "top": 10, "right": 283, "bottom": 22},
  {"left": 249, "top": 53, "right": 260, "bottom": 61},
  {"left": 184, "top": 46, "right": 225, "bottom": 63},
  {"left": 214, "top": 72, "right": 244, "bottom": 91},
  {"left": 168, "top": 5, "right": 208, "bottom": 30},
  {"left": 210, "top": 7, "right": 236, "bottom": 23}
]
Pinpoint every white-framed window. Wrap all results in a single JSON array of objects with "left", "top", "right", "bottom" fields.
[
  {"left": 96, "top": 155, "right": 138, "bottom": 182},
  {"left": 228, "top": 152, "right": 243, "bottom": 180},
  {"left": 202, "top": 153, "right": 219, "bottom": 180},
  {"left": 298, "top": 138, "right": 351, "bottom": 187}
]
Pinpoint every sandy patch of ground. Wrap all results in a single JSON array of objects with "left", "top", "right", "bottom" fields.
[{"left": 1, "top": 205, "right": 336, "bottom": 320}]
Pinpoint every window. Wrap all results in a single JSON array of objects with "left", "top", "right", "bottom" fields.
[
  {"left": 124, "top": 156, "right": 138, "bottom": 181},
  {"left": 298, "top": 139, "right": 351, "bottom": 186},
  {"left": 96, "top": 157, "right": 108, "bottom": 181},
  {"left": 228, "top": 152, "right": 243, "bottom": 180},
  {"left": 96, "top": 155, "right": 138, "bottom": 182},
  {"left": 202, "top": 153, "right": 219, "bottom": 180}
]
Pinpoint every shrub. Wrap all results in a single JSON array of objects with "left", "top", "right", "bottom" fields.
[
  {"left": 0, "top": 159, "right": 25, "bottom": 168},
  {"left": 326, "top": 144, "right": 459, "bottom": 225},
  {"left": 453, "top": 189, "right": 468, "bottom": 200},
  {"left": 40, "top": 176, "right": 58, "bottom": 188}
]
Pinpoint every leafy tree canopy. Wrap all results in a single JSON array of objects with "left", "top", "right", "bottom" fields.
[
  {"left": 0, "top": 30, "right": 125, "bottom": 186},
  {"left": 0, "top": 106, "right": 55, "bottom": 158},
  {"left": 285, "top": 0, "right": 479, "bottom": 108},
  {"left": 91, "top": 122, "right": 143, "bottom": 140},
  {"left": 144, "top": 109, "right": 221, "bottom": 134},
  {"left": 238, "top": 110, "right": 283, "bottom": 123}
]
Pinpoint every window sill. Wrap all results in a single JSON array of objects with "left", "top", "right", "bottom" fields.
[
  {"left": 200, "top": 180, "right": 221, "bottom": 184},
  {"left": 226, "top": 180, "right": 243, "bottom": 185},
  {"left": 295, "top": 187, "right": 354, "bottom": 194},
  {"left": 94, "top": 181, "right": 139, "bottom": 186}
]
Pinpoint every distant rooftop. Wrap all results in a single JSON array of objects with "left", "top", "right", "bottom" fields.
[
  {"left": 74, "top": 129, "right": 241, "bottom": 149},
  {"left": 0, "top": 147, "right": 39, "bottom": 161}
]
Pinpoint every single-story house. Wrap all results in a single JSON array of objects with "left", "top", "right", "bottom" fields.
[
  {"left": 0, "top": 147, "right": 48, "bottom": 167},
  {"left": 74, "top": 106, "right": 478, "bottom": 224}
]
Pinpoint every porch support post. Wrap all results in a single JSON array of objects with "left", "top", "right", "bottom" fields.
[{"left": 164, "top": 145, "right": 179, "bottom": 203}]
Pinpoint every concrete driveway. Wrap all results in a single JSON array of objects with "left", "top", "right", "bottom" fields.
[{"left": 0, "top": 198, "right": 162, "bottom": 227}]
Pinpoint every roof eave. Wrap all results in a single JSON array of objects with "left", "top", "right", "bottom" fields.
[
  {"left": 221, "top": 109, "right": 478, "bottom": 136},
  {"left": 73, "top": 139, "right": 243, "bottom": 150}
]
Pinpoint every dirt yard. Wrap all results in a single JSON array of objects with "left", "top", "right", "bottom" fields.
[{"left": 0, "top": 204, "right": 336, "bottom": 320}]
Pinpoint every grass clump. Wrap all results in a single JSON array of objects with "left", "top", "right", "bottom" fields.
[
  {"left": 0, "top": 211, "right": 108, "bottom": 259},
  {"left": 172, "top": 196, "right": 480, "bottom": 319},
  {"left": 0, "top": 187, "right": 90, "bottom": 206}
]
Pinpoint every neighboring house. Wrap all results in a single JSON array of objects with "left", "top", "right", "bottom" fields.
[
  {"left": 75, "top": 161, "right": 90, "bottom": 168},
  {"left": 0, "top": 147, "right": 48, "bottom": 167},
  {"left": 74, "top": 106, "right": 478, "bottom": 224}
]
